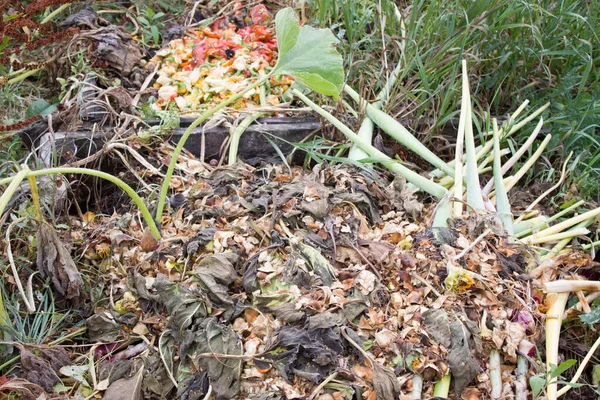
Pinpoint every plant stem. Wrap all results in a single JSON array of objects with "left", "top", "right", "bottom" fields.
[
  {"left": 503, "top": 133, "right": 552, "bottom": 193},
  {"left": 5, "top": 68, "right": 42, "bottom": 86},
  {"left": 544, "top": 280, "right": 600, "bottom": 293},
  {"left": 410, "top": 374, "right": 423, "bottom": 399},
  {"left": 41, "top": 3, "right": 71, "bottom": 23},
  {"left": 27, "top": 174, "right": 43, "bottom": 221},
  {"left": 0, "top": 168, "right": 161, "bottom": 240},
  {"left": 433, "top": 374, "right": 451, "bottom": 397},
  {"left": 228, "top": 112, "right": 266, "bottom": 165},
  {"left": 155, "top": 75, "right": 270, "bottom": 221},
  {"left": 515, "top": 200, "right": 584, "bottom": 238},
  {"left": 529, "top": 206, "right": 600, "bottom": 243},
  {"left": 0, "top": 168, "right": 30, "bottom": 217},
  {"left": 489, "top": 349, "right": 503, "bottom": 398},
  {"left": 482, "top": 118, "right": 543, "bottom": 196},
  {"left": 461, "top": 61, "right": 485, "bottom": 212},
  {"left": 292, "top": 89, "right": 447, "bottom": 198},
  {"left": 348, "top": 61, "right": 403, "bottom": 161},
  {"left": 527, "top": 227, "right": 590, "bottom": 245},
  {"left": 545, "top": 292, "right": 569, "bottom": 400},
  {"left": 344, "top": 85, "right": 454, "bottom": 177},
  {"left": 6, "top": 217, "right": 36, "bottom": 312},
  {"left": 492, "top": 119, "right": 514, "bottom": 234},
  {"left": 453, "top": 61, "right": 467, "bottom": 216}
]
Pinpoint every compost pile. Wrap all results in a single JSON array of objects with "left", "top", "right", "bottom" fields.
[
  {"left": 5, "top": 151, "right": 579, "bottom": 400},
  {"left": 148, "top": 5, "right": 293, "bottom": 114}
]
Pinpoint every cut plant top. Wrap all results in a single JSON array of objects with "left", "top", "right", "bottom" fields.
[{"left": 148, "top": 5, "right": 293, "bottom": 114}]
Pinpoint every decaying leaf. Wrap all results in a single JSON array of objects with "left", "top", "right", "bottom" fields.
[
  {"left": 191, "top": 319, "right": 243, "bottom": 400},
  {"left": 87, "top": 26, "right": 144, "bottom": 74},
  {"left": 263, "top": 326, "right": 343, "bottom": 382},
  {"left": 372, "top": 361, "right": 401, "bottom": 400},
  {"left": 297, "top": 242, "right": 337, "bottom": 286},
  {"left": 391, "top": 174, "right": 423, "bottom": 219},
  {"left": 194, "top": 253, "right": 239, "bottom": 306},
  {"left": 19, "top": 345, "right": 72, "bottom": 392},
  {"left": 103, "top": 366, "right": 144, "bottom": 400},
  {"left": 0, "top": 378, "right": 46, "bottom": 399},
  {"left": 449, "top": 320, "right": 480, "bottom": 397},
  {"left": 423, "top": 309, "right": 452, "bottom": 348},
  {"left": 36, "top": 222, "right": 83, "bottom": 301},
  {"left": 87, "top": 311, "right": 121, "bottom": 342},
  {"left": 140, "top": 228, "right": 160, "bottom": 252}
]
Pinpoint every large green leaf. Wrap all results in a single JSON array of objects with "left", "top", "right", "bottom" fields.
[{"left": 273, "top": 8, "right": 344, "bottom": 100}]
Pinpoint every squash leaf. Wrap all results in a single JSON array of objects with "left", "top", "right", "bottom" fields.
[{"left": 273, "top": 8, "right": 344, "bottom": 100}]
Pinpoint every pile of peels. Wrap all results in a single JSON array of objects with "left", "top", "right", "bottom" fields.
[{"left": 148, "top": 5, "right": 293, "bottom": 114}]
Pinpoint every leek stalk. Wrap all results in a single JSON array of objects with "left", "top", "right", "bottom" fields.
[{"left": 292, "top": 89, "right": 448, "bottom": 198}]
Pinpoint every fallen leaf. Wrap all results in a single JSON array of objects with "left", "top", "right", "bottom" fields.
[
  {"left": 36, "top": 222, "right": 83, "bottom": 301},
  {"left": 19, "top": 345, "right": 72, "bottom": 392},
  {"left": 422, "top": 309, "right": 452, "bottom": 348},
  {"left": 103, "top": 366, "right": 144, "bottom": 400},
  {"left": 449, "top": 320, "right": 480, "bottom": 397},
  {"left": 372, "top": 361, "right": 401, "bottom": 400},
  {"left": 140, "top": 228, "right": 160, "bottom": 252}
]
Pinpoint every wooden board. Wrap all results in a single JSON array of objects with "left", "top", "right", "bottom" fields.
[{"left": 53, "top": 117, "right": 320, "bottom": 164}]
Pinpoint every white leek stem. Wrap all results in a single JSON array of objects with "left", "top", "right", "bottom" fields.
[
  {"left": 515, "top": 350, "right": 529, "bottom": 400},
  {"left": 411, "top": 374, "right": 423, "bottom": 399},
  {"left": 348, "top": 62, "right": 403, "bottom": 161},
  {"left": 525, "top": 228, "right": 590, "bottom": 245},
  {"left": 521, "top": 151, "right": 573, "bottom": 215},
  {"left": 544, "top": 280, "right": 600, "bottom": 293},
  {"left": 529, "top": 206, "right": 600, "bottom": 242},
  {"left": 504, "top": 133, "right": 552, "bottom": 193},
  {"left": 344, "top": 85, "right": 454, "bottom": 177},
  {"left": 433, "top": 374, "right": 451, "bottom": 398},
  {"left": 489, "top": 349, "right": 503, "bottom": 399},
  {"left": 482, "top": 119, "right": 543, "bottom": 196},
  {"left": 461, "top": 61, "right": 485, "bottom": 211},
  {"left": 542, "top": 220, "right": 593, "bottom": 260},
  {"left": 453, "top": 61, "right": 468, "bottom": 216},
  {"left": 430, "top": 102, "right": 549, "bottom": 180},
  {"left": 516, "top": 200, "right": 583, "bottom": 238},
  {"left": 545, "top": 293, "right": 569, "bottom": 400},
  {"left": 514, "top": 216, "right": 547, "bottom": 236},
  {"left": 492, "top": 118, "right": 514, "bottom": 235}
]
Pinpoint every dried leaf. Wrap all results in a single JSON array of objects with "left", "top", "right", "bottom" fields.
[
  {"left": 194, "top": 253, "right": 239, "bottom": 306},
  {"left": 86, "top": 311, "right": 121, "bottom": 342},
  {"left": 103, "top": 366, "right": 144, "bottom": 400},
  {"left": 423, "top": 309, "right": 452, "bottom": 348},
  {"left": 372, "top": 362, "right": 401, "bottom": 400},
  {"left": 36, "top": 222, "right": 83, "bottom": 301},
  {"left": 449, "top": 320, "right": 480, "bottom": 397},
  {"left": 140, "top": 228, "right": 160, "bottom": 252},
  {"left": 19, "top": 345, "right": 72, "bottom": 392},
  {"left": 300, "top": 199, "right": 330, "bottom": 219},
  {"left": 0, "top": 378, "right": 46, "bottom": 398},
  {"left": 391, "top": 174, "right": 423, "bottom": 219},
  {"left": 298, "top": 243, "right": 336, "bottom": 286},
  {"left": 264, "top": 326, "right": 343, "bottom": 382}
]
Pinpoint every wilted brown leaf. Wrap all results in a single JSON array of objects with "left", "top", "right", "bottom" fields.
[
  {"left": 140, "top": 228, "right": 160, "bottom": 252},
  {"left": 36, "top": 222, "right": 83, "bottom": 301}
]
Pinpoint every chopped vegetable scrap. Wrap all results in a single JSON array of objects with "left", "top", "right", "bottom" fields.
[{"left": 149, "top": 6, "right": 293, "bottom": 114}]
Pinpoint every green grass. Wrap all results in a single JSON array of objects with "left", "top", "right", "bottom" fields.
[{"left": 307, "top": 0, "right": 599, "bottom": 200}]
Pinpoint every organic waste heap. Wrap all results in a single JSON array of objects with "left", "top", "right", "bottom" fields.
[{"left": 148, "top": 5, "right": 293, "bottom": 114}]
